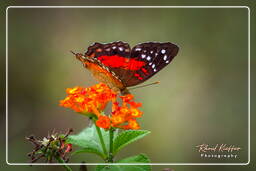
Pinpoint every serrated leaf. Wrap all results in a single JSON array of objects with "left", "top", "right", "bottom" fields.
[
  {"left": 113, "top": 130, "right": 150, "bottom": 155},
  {"left": 95, "top": 154, "right": 151, "bottom": 171},
  {"left": 67, "top": 125, "right": 109, "bottom": 158}
]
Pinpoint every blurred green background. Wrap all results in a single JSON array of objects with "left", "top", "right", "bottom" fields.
[{"left": 1, "top": 0, "right": 256, "bottom": 171}]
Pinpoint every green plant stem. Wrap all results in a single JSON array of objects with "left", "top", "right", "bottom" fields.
[
  {"left": 94, "top": 121, "right": 108, "bottom": 157},
  {"left": 55, "top": 156, "right": 72, "bottom": 171},
  {"left": 108, "top": 127, "right": 114, "bottom": 163}
]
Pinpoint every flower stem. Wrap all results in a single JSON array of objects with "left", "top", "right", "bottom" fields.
[
  {"left": 108, "top": 127, "right": 114, "bottom": 163},
  {"left": 55, "top": 156, "right": 72, "bottom": 171},
  {"left": 94, "top": 120, "right": 108, "bottom": 157}
]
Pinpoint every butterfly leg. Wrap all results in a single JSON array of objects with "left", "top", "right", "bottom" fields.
[{"left": 121, "top": 88, "right": 130, "bottom": 95}]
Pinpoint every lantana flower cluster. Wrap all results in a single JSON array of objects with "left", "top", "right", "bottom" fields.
[
  {"left": 60, "top": 83, "right": 143, "bottom": 130},
  {"left": 59, "top": 83, "right": 116, "bottom": 115}
]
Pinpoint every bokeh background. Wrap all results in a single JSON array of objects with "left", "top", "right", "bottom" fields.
[
  {"left": 7, "top": 5, "right": 249, "bottom": 164},
  {"left": 1, "top": 1, "right": 256, "bottom": 171}
]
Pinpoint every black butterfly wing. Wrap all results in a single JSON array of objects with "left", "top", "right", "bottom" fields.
[
  {"left": 84, "top": 41, "right": 132, "bottom": 82},
  {"left": 85, "top": 41, "right": 131, "bottom": 59},
  {"left": 122, "top": 42, "right": 179, "bottom": 87}
]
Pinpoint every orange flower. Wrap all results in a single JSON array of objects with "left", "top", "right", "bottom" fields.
[
  {"left": 120, "top": 94, "right": 134, "bottom": 103},
  {"left": 60, "top": 83, "right": 143, "bottom": 130},
  {"left": 123, "top": 119, "right": 140, "bottom": 130},
  {"left": 130, "top": 108, "right": 142, "bottom": 118},
  {"left": 110, "top": 94, "right": 143, "bottom": 129},
  {"left": 66, "top": 86, "right": 83, "bottom": 95},
  {"left": 128, "top": 101, "right": 142, "bottom": 108},
  {"left": 111, "top": 115, "right": 125, "bottom": 125},
  {"left": 96, "top": 116, "right": 111, "bottom": 129},
  {"left": 59, "top": 83, "right": 116, "bottom": 115}
]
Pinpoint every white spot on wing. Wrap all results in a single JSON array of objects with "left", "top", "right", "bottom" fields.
[
  {"left": 166, "top": 60, "right": 170, "bottom": 63},
  {"left": 146, "top": 56, "right": 151, "bottom": 61},
  {"left": 149, "top": 62, "right": 152, "bottom": 65},
  {"left": 163, "top": 55, "right": 167, "bottom": 61},
  {"left": 112, "top": 46, "right": 116, "bottom": 49},
  {"left": 150, "top": 51, "right": 153, "bottom": 54},
  {"left": 135, "top": 48, "right": 141, "bottom": 51},
  {"left": 161, "top": 49, "right": 166, "bottom": 54},
  {"left": 153, "top": 68, "right": 157, "bottom": 72},
  {"left": 125, "top": 48, "right": 130, "bottom": 52},
  {"left": 119, "top": 47, "right": 124, "bottom": 51},
  {"left": 141, "top": 54, "right": 146, "bottom": 58},
  {"left": 152, "top": 64, "right": 155, "bottom": 68}
]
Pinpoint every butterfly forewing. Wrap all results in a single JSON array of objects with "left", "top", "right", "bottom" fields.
[
  {"left": 84, "top": 41, "right": 132, "bottom": 81},
  {"left": 85, "top": 41, "right": 131, "bottom": 58}
]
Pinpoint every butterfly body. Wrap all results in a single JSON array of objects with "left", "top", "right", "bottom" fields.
[{"left": 73, "top": 41, "right": 179, "bottom": 94}]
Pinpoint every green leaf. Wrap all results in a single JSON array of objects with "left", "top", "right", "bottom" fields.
[
  {"left": 95, "top": 165, "right": 120, "bottom": 171},
  {"left": 67, "top": 125, "right": 110, "bottom": 158},
  {"left": 71, "top": 148, "right": 104, "bottom": 158},
  {"left": 118, "top": 153, "right": 151, "bottom": 163},
  {"left": 113, "top": 130, "right": 150, "bottom": 155},
  {"left": 95, "top": 154, "right": 151, "bottom": 171}
]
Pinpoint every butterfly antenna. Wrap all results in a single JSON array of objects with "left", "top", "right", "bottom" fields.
[
  {"left": 70, "top": 50, "right": 76, "bottom": 55},
  {"left": 70, "top": 50, "right": 84, "bottom": 61},
  {"left": 128, "top": 81, "right": 160, "bottom": 91}
]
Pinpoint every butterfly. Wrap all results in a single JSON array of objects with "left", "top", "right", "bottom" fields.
[{"left": 72, "top": 41, "right": 179, "bottom": 94}]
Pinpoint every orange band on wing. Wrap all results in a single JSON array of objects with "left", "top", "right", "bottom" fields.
[{"left": 98, "top": 55, "right": 145, "bottom": 70}]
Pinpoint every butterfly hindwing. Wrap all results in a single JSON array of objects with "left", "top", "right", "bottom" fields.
[{"left": 122, "top": 42, "right": 179, "bottom": 87}]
